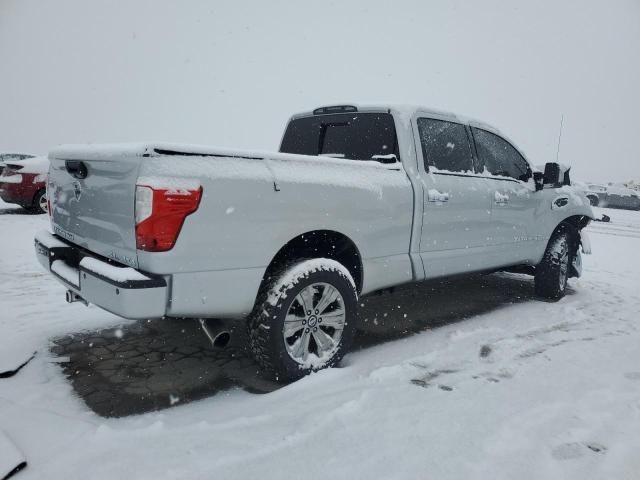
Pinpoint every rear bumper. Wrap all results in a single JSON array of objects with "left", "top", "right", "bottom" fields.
[{"left": 34, "top": 230, "right": 168, "bottom": 320}]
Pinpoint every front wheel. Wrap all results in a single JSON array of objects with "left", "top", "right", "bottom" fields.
[
  {"left": 248, "top": 259, "right": 357, "bottom": 382},
  {"left": 535, "top": 227, "right": 575, "bottom": 300}
]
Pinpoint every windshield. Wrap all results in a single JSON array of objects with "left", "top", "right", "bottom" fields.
[{"left": 280, "top": 112, "right": 399, "bottom": 161}]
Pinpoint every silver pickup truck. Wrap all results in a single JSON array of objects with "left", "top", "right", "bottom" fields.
[{"left": 35, "top": 104, "right": 593, "bottom": 381}]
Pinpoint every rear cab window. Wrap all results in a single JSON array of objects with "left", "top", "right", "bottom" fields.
[
  {"left": 471, "top": 127, "right": 532, "bottom": 182},
  {"left": 280, "top": 112, "right": 399, "bottom": 162},
  {"left": 417, "top": 118, "right": 474, "bottom": 173}
]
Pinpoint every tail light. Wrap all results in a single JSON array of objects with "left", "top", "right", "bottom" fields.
[{"left": 135, "top": 184, "right": 203, "bottom": 252}]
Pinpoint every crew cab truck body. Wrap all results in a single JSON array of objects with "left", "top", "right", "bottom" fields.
[{"left": 36, "top": 105, "right": 594, "bottom": 381}]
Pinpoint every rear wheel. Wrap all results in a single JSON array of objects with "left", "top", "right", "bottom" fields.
[
  {"left": 248, "top": 259, "right": 357, "bottom": 382},
  {"left": 30, "top": 189, "right": 47, "bottom": 214},
  {"left": 535, "top": 227, "right": 575, "bottom": 300}
]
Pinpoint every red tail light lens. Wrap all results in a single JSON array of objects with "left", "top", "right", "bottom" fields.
[{"left": 135, "top": 185, "right": 202, "bottom": 252}]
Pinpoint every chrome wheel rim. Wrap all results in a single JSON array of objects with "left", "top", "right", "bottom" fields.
[
  {"left": 283, "top": 282, "right": 346, "bottom": 365},
  {"left": 39, "top": 193, "right": 48, "bottom": 213}
]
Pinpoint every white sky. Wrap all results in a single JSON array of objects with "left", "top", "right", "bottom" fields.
[{"left": 1, "top": 0, "right": 639, "bottom": 182}]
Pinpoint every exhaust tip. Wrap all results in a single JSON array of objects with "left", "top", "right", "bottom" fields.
[
  {"left": 198, "top": 318, "right": 231, "bottom": 349},
  {"left": 212, "top": 331, "right": 231, "bottom": 348}
]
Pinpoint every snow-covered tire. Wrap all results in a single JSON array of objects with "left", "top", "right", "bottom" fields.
[
  {"left": 534, "top": 226, "right": 575, "bottom": 300},
  {"left": 248, "top": 258, "right": 358, "bottom": 382}
]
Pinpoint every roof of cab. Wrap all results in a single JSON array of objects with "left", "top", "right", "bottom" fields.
[
  {"left": 292, "top": 104, "right": 506, "bottom": 137},
  {"left": 290, "top": 103, "right": 526, "bottom": 162}
]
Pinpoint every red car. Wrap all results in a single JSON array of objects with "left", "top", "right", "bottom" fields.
[{"left": 0, "top": 155, "right": 49, "bottom": 213}]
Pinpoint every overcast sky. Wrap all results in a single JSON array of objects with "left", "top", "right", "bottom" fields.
[{"left": 1, "top": 0, "right": 638, "bottom": 182}]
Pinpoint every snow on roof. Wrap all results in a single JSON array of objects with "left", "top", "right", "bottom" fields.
[
  {"left": 293, "top": 104, "right": 510, "bottom": 141},
  {"left": 293, "top": 103, "right": 499, "bottom": 130},
  {"left": 291, "top": 103, "right": 526, "bottom": 161}
]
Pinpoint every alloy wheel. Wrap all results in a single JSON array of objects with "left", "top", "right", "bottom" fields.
[{"left": 282, "top": 282, "right": 346, "bottom": 364}]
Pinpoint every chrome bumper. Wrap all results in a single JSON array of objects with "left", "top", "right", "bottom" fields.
[{"left": 34, "top": 230, "right": 168, "bottom": 320}]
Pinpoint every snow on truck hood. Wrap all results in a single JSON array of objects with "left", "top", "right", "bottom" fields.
[{"left": 48, "top": 142, "right": 401, "bottom": 170}]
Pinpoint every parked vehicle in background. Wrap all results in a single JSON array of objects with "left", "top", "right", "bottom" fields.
[
  {"left": 35, "top": 104, "right": 594, "bottom": 381},
  {"left": 581, "top": 183, "right": 640, "bottom": 210},
  {"left": 599, "top": 185, "right": 640, "bottom": 210},
  {"left": 572, "top": 181, "right": 602, "bottom": 206},
  {"left": 0, "top": 155, "right": 49, "bottom": 213},
  {"left": 0, "top": 153, "right": 35, "bottom": 176}
]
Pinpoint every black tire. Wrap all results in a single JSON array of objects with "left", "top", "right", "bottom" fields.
[
  {"left": 31, "top": 189, "right": 47, "bottom": 214},
  {"left": 248, "top": 259, "right": 358, "bottom": 382},
  {"left": 534, "top": 226, "right": 575, "bottom": 300}
]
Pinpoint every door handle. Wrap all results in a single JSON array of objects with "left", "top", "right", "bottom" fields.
[
  {"left": 427, "top": 189, "right": 450, "bottom": 203},
  {"left": 494, "top": 191, "right": 509, "bottom": 205}
]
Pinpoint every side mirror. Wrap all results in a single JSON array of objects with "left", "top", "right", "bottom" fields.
[
  {"left": 543, "top": 162, "right": 561, "bottom": 186},
  {"left": 543, "top": 162, "right": 571, "bottom": 187},
  {"left": 371, "top": 154, "right": 398, "bottom": 164},
  {"left": 533, "top": 171, "right": 544, "bottom": 191}
]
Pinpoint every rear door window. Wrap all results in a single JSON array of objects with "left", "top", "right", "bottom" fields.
[
  {"left": 417, "top": 118, "right": 474, "bottom": 173},
  {"left": 472, "top": 128, "right": 531, "bottom": 182},
  {"left": 280, "top": 113, "right": 398, "bottom": 161}
]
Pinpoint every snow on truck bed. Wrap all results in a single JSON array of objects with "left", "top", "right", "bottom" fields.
[
  {"left": 49, "top": 142, "right": 406, "bottom": 198},
  {"left": 48, "top": 142, "right": 400, "bottom": 171},
  {"left": 1, "top": 197, "right": 640, "bottom": 480}
]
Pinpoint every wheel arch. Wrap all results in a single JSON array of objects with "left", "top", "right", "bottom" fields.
[
  {"left": 553, "top": 215, "right": 591, "bottom": 236},
  {"left": 259, "top": 229, "right": 363, "bottom": 297},
  {"left": 585, "top": 193, "right": 599, "bottom": 206},
  {"left": 543, "top": 215, "right": 590, "bottom": 270},
  {"left": 32, "top": 187, "right": 46, "bottom": 206}
]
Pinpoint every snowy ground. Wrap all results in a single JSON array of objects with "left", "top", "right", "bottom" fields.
[{"left": 1, "top": 200, "right": 639, "bottom": 480}]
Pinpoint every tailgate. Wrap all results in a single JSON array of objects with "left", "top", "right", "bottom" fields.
[{"left": 48, "top": 147, "right": 142, "bottom": 268}]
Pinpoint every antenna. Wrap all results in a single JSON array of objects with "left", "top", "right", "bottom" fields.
[{"left": 555, "top": 114, "right": 564, "bottom": 163}]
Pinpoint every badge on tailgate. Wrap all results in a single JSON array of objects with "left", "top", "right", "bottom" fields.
[{"left": 53, "top": 224, "right": 75, "bottom": 242}]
